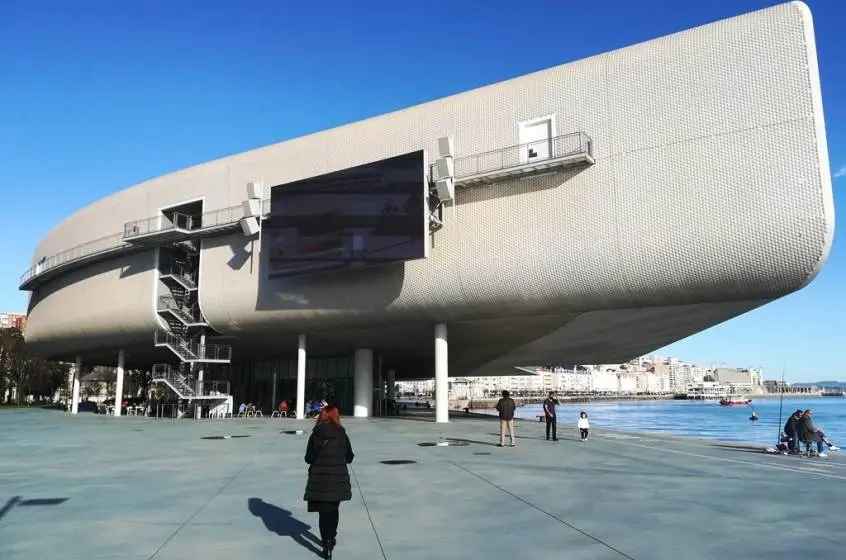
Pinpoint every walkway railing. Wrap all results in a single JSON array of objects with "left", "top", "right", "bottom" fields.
[
  {"left": 20, "top": 199, "right": 272, "bottom": 290},
  {"left": 20, "top": 233, "right": 126, "bottom": 287},
  {"left": 124, "top": 198, "right": 271, "bottom": 241},
  {"left": 430, "top": 131, "right": 593, "bottom": 182},
  {"left": 123, "top": 213, "right": 192, "bottom": 239}
]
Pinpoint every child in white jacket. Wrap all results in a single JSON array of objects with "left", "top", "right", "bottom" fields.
[{"left": 578, "top": 411, "right": 590, "bottom": 441}]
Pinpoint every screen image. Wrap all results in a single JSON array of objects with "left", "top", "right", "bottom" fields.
[{"left": 266, "top": 150, "right": 428, "bottom": 279}]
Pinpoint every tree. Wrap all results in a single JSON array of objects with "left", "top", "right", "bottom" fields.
[
  {"left": 0, "top": 328, "right": 26, "bottom": 404},
  {"left": 82, "top": 380, "right": 103, "bottom": 400},
  {"left": 0, "top": 327, "right": 70, "bottom": 405},
  {"left": 25, "top": 358, "right": 69, "bottom": 400}
]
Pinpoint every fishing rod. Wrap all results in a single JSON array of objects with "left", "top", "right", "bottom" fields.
[{"left": 775, "top": 361, "right": 786, "bottom": 446}]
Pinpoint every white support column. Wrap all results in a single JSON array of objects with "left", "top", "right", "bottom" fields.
[
  {"left": 353, "top": 349, "right": 374, "bottom": 418},
  {"left": 434, "top": 323, "right": 448, "bottom": 423},
  {"left": 71, "top": 356, "right": 81, "bottom": 414},
  {"left": 114, "top": 349, "right": 125, "bottom": 417},
  {"left": 296, "top": 334, "right": 306, "bottom": 420},
  {"left": 387, "top": 369, "right": 396, "bottom": 401},
  {"left": 376, "top": 356, "right": 384, "bottom": 416},
  {"left": 196, "top": 334, "right": 205, "bottom": 419}
]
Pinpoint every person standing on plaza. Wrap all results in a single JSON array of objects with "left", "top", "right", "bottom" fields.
[
  {"left": 577, "top": 410, "right": 590, "bottom": 441},
  {"left": 543, "top": 392, "right": 559, "bottom": 441},
  {"left": 304, "top": 405, "right": 354, "bottom": 558},
  {"left": 495, "top": 390, "right": 517, "bottom": 447}
]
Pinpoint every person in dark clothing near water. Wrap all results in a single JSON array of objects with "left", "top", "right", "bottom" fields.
[
  {"left": 543, "top": 392, "right": 559, "bottom": 441},
  {"left": 304, "top": 405, "right": 354, "bottom": 559},
  {"left": 495, "top": 390, "right": 517, "bottom": 447},
  {"left": 783, "top": 410, "right": 803, "bottom": 454}
]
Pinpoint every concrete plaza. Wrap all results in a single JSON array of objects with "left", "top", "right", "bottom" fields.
[{"left": 1, "top": 408, "right": 845, "bottom": 560}]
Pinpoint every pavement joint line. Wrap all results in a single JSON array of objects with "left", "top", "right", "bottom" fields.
[
  {"left": 448, "top": 460, "right": 636, "bottom": 560},
  {"left": 147, "top": 457, "right": 255, "bottom": 560},
  {"left": 0, "top": 446, "right": 218, "bottom": 532},
  {"left": 593, "top": 436, "right": 846, "bottom": 481},
  {"left": 349, "top": 465, "right": 389, "bottom": 560}
]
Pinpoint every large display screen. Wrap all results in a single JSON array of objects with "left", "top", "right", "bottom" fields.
[{"left": 266, "top": 150, "right": 428, "bottom": 279}]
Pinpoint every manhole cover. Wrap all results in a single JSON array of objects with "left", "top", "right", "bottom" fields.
[
  {"left": 473, "top": 452, "right": 491, "bottom": 455},
  {"left": 282, "top": 430, "right": 305, "bottom": 435},
  {"left": 201, "top": 435, "right": 251, "bottom": 440},
  {"left": 380, "top": 460, "right": 417, "bottom": 465}
]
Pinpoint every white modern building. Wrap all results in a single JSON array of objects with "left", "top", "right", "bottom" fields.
[{"left": 20, "top": 3, "right": 833, "bottom": 422}]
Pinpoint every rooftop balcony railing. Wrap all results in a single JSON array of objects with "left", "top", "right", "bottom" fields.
[
  {"left": 123, "top": 199, "right": 271, "bottom": 244},
  {"left": 430, "top": 131, "right": 594, "bottom": 186},
  {"left": 19, "top": 233, "right": 128, "bottom": 289},
  {"left": 20, "top": 199, "right": 272, "bottom": 290}
]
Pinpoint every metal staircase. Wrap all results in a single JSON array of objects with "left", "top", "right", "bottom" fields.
[
  {"left": 154, "top": 329, "right": 231, "bottom": 363},
  {"left": 157, "top": 295, "right": 207, "bottom": 327},
  {"left": 152, "top": 364, "right": 196, "bottom": 398},
  {"left": 151, "top": 364, "right": 232, "bottom": 401},
  {"left": 147, "top": 202, "right": 232, "bottom": 409},
  {"left": 159, "top": 263, "right": 197, "bottom": 291}
]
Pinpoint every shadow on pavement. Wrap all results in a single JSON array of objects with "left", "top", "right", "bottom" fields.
[
  {"left": 709, "top": 444, "right": 772, "bottom": 455},
  {"left": 447, "top": 437, "right": 501, "bottom": 447},
  {"left": 0, "top": 496, "right": 68, "bottom": 522},
  {"left": 247, "top": 497, "right": 322, "bottom": 556},
  {"left": 486, "top": 432, "right": 572, "bottom": 442}
]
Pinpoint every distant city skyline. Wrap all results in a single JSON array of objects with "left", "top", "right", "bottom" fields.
[{"left": 1, "top": 0, "right": 843, "bottom": 383}]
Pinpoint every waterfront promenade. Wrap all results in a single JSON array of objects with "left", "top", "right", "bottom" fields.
[{"left": 2, "top": 409, "right": 845, "bottom": 559}]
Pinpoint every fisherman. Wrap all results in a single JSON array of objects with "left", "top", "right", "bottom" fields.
[{"left": 783, "top": 409, "right": 803, "bottom": 454}]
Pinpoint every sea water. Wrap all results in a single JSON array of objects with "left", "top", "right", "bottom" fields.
[{"left": 485, "top": 397, "right": 846, "bottom": 447}]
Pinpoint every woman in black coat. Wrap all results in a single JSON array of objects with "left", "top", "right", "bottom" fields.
[{"left": 304, "top": 405, "right": 354, "bottom": 559}]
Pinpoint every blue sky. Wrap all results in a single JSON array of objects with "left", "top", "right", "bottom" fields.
[{"left": 0, "top": 0, "right": 842, "bottom": 382}]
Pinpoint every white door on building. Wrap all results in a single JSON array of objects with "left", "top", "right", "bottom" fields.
[{"left": 519, "top": 116, "right": 555, "bottom": 164}]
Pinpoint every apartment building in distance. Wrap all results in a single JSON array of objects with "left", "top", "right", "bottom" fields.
[
  {"left": 396, "top": 357, "right": 764, "bottom": 400},
  {"left": 0, "top": 312, "right": 26, "bottom": 331}
]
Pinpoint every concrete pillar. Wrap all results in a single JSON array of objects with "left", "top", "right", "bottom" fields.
[
  {"left": 71, "top": 356, "right": 81, "bottom": 414},
  {"left": 387, "top": 369, "right": 396, "bottom": 401},
  {"left": 114, "top": 349, "right": 125, "bottom": 417},
  {"left": 196, "top": 334, "right": 205, "bottom": 419},
  {"left": 296, "top": 334, "right": 306, "bottom": 420},
  {"left": 353, "top": 348, "right": 374, "bottom": 418},
  {"left": 434, "top": 323, "right": 448, "bottom": 423},
  {"left": 376, "top": 356, "right": 384, "bottom": 416}
]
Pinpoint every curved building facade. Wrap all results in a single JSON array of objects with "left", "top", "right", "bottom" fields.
[{"left": 23, "top": 3, "right": 833, "bottom": 418}]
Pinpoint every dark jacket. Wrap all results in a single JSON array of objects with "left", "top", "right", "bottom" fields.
[
  {"left": 796, "top": 415, "right": 817, "bottom": 444},
  {"left": 783, "top": 416, "right": 798, "bottom": 438},
  {"left": 496, "top": 397, "right": 516, "bottom": 421},
  {"left": 304, "top": 422, "right": 354, "bottom": 503}
]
